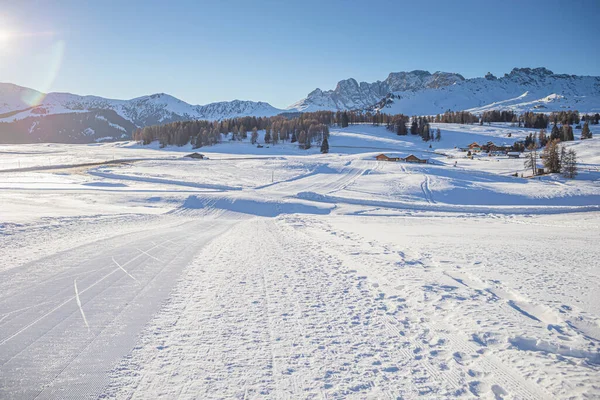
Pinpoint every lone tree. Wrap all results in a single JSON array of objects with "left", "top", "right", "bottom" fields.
[
  {"left": 320, "top": 136, "right": 329, "bottom": 153},
  {"left": 251, "top": 127, "right": 258, "bottom": 145},
  {"left": 435, "top": 128, "right": 441, "bottom": 141},
  {"left": 581, "top": 122, "right": 592, "bottom": 139},
  {"left": 542, "top": 140, "right": 561, "bottom": 173},
  {"left": 561, "top": 148, "right": 578, "bottom": 178},
  {"left": 524, "top": 143, "right": 538, "bottom": 176}
]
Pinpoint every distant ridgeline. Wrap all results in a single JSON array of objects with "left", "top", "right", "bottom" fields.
[{"left": 0, "top": 109, "right": 136, "bottom": 144}]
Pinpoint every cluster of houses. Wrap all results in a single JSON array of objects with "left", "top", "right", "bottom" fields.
[
  {"left": 375, "top": 154, "right": 428, "bottom": 163},
  {"left": 461, "top": 141, "right": 513, "bottom": 153},
  {"left": 458, "top": 141, "right": 524, "bottom": 159}
]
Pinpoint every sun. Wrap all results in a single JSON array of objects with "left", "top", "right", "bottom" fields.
[{"left": 0, "top": 30, "right": 11, "bottom": 49}]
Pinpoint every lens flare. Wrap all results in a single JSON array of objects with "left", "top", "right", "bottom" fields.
[
  {"left": 21, "top": 40, "right": 66, "bottom": 107},
  {"left": 0, "top": 30, "right": 11, "bottom": 50}
]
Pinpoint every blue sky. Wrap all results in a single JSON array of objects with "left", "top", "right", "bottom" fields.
[{"left": 1, "top": 0, "right": 599, "bottom": 108}]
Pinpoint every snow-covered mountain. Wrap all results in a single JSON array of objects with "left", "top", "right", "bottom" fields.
[
  {"left": 289, "top": 68, "right": 600, "bottom": 115},
  {"left": 1, "top": 67, "right": 599, "bottom": 143},
  {"left": 288, "top": 71, "right": 465, "bottom": 112},
  {"left": 0, "top": 83, "right": 283, "bottom": 143}
]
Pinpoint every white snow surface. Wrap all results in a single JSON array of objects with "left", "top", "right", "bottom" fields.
[{"left": 1, "top": 123, "right": 599, "bottom": 399}]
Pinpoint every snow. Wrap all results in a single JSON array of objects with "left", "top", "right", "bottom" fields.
[{"left": 0, "top": 123, "right": 599, "bottom": 399}]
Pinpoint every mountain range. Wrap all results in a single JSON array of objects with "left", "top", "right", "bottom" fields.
[{"left": 1, "top": 67, "right": 599, "bottom": 143}]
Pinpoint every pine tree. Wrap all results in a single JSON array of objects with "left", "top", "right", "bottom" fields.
[
  {"left": 298, "top": 130, "right": 306, "bottom": 148},
  {"left": 435, "top": 128, "right": 441, "bottom": 141},
  {"left": 341, "top": 112, "right": 349, "bottom": 128},
  {"left": 264, "top": 130, "right": 271, "bottom": 144},
  {"left": 543, "top": 140, "right": 561, "bottom": 173},
  {"left": 562, "top": 124, "right": 574, "bottom": 142},
  {"left": 422, "top": 124, "right": 431, "bottom": 141},
  {"left": 581, "top": 122, "right": 591, "bottom": 139},
  {"left": 524, "top": 144, "right": 538, "bottom": 176},
  {"left": 396, "top": 121, "right": 407, "bottom": 135},
  {"left": 538, "top": 128, "right": 547, "bottom": 147},
  {"left": 239, "top": 124, "right": 248, "bottom": 140},
  {"left": 251, "top": 127, "right": 258, "bottom": 145},
  {"left": 550, "top": 123, "right": 560, "bottom": 141},
  {"left": 561, "top": 148, "right": 578, "bottom": 178},
  {"left": 410, "top": 119, "right": 418, "bottom": 135},
  {"left": 320, "top": 136, "right": 329, "bottom": 153}
]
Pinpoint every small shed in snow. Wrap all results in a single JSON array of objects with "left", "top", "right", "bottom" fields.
[{"left": 185, "top": 152, "right": 206, "bottom": 159}]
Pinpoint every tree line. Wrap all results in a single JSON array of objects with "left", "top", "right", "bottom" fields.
[
  {"left": 432, "top": 111, "right": 479, "bottom": 124},
  {"left": 132, "top": 110, "right": 410, "bottom": 150},
  {"left": 384, "top": 115, "right": 440, "bottom": 142},
  {"left": 436, "top": 109, "right": 596, "bottom": 132},
  {"left": 581, "top": 114, "right": 600, "bottom": 124}
]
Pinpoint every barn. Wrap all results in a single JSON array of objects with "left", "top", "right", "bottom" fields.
[
  {"left": 401, "top": 154, "right": 428, "bottom": 164},
  {"left": 375, "top": 154, "right": 400, "bottom": 161}
]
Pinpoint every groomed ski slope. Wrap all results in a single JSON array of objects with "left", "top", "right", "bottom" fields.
[{"left": 0, "top": 123, "right": 599, "bottom": 399}]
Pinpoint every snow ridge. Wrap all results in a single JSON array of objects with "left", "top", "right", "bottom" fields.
[
  {"left": 289, "top": 68, "right": 600, "bottom": 115},
  {"left": 0, "top": 86, "right": 283, "bottom": 127}
]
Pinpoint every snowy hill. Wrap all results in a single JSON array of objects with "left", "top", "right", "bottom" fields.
[
  {"left": 0, "top": 84, "right": 283, "bottom": 125},
  {"left": 289, "top": 67, "right": 600, "bottom": 115},
  {"left": 0, "top": 83, "right": 283, "bottom": 143}
]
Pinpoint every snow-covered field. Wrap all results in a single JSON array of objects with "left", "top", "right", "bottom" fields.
[{"left": 1, "top": 124, "right": 599, "bottom": 399}]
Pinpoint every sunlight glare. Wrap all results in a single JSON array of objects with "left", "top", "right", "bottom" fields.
[{"left": 0, "top": 30, "right": 11, "bottom": 50}]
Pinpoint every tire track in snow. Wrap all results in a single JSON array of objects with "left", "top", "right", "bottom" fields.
[
  {"left": 112, "top": 257, "right": 139, "bottom": 283},
  {"left": 28, "top": 226, "right": 227, "bottom": 400},
  {"left": 73, "top": 279, "right": 90, "bottom": 331},
  {"left": 0, "top": 236, "right": 177, "bottom": 349},
  {"left": 420, "top": 175, "right": 436, "bottom": 204}
]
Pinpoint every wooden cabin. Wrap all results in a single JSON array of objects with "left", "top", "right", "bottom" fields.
[
  {"left": 481, "top": 142, "right": 497, "bottom": 152},
  {"left": 375, "top": 154, "right": 400, "bottom": 161},
  {"left": 468, "top": 142, "right": 481, "bottom": 151},
  {"left": 481, "top": 141, "right": 512, "bottom": 153},
  {"left": 401, "top": 154, "right": 428, "bottom": 164}
]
